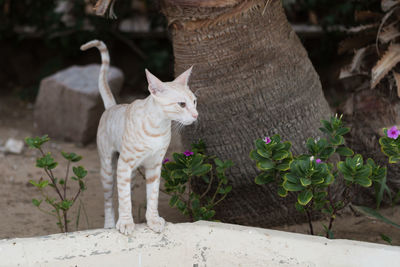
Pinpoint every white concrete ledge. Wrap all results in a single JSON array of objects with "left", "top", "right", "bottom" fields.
[{"left": 0, "top": 221, "right": 399, "bottom": 267}]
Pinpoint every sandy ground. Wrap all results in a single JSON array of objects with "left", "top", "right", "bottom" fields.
[{"left": 1, "top": 95, "right": 400, "bottom": 246}]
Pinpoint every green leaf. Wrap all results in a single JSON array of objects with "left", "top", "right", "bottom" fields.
[
  {"left": 282, "top": 141, "right": 292, "bottom": 151},
  {"left": 32, "top": 198, "right": 42, "bottom": 207},
  {"left": 311, "top": 175, "right": 324, "bottom": 185},
  {"left": 169, "top": 195, "right": 179, "bottom": 207},
  {"left": 201, "top": 175, "right": 210, "bottom": 184},
  {"left": 29, "top": 180, "right": 40, "bottom": 188},
  {"left": 25, "top": 135, "right": 50, "bottom": 149},
  {"left": 298, "top": 190, "right": 313, "bottom": 206},
  {"left": 255, "top": 139, "right": 267, "bottom": 151},
  {"left": 205, "top": 210, "right": 216, "bottom": 220},
  {"left": 356, "top": 165, "right": 372, "bottom": 179},
  {"left": 319, "top": 147, "right": 335, "bottom": 159},
  {"left": 353, "top": 205, "right": 400, "bottom": 229},
  {"left": 192, "top": 164, "right": 212, "bottom": 176},
  {"left": 79, "top": 180, "right": 86, "bottom": 191},
  {"left": 214, "top": 158, "right": 224, "bottom": 167},
  {"left": 223, "top": 160, "right": 234, "bottom": 168},
  {"left": 61, "top": 151, "right": 82, "bottom": 162},
  {"left": 255, "top": 173, "right": 274, "bottom": 185},
  {"left": 191, "top": 198, "right": 200, "bottom": 210},
  {"left": 323, "top": 224, "right": 334, "bottom": 239},
  {"left": 272, "top": 151, "right": 289, "bottom": 161},
  {"left": 224, "top": 185, "right": 232, "bottom": 194},
  {"left": 306, "top": 138, "right": 317, "bottom": 154},
  {"left": 380, "top": 234, "right": 392, "bottom": 245},
  {"left": 336, "top": 127, "right": 350, "bottom": 136},
  {"left": 39, "top": 180, "right": 49, "bottom": 188},
  {"left": 277, "top": 186, "right": 288, "bottom": 197},
  {"left": 321, "top": 120, "right": 333, "bottom": 133},
  {"left": 337, "top": 162, "right": 353, "bottom": 181},
  {"left": 316, "top": 138, "right": 329, "bottom": 150},
  {"left": 375, "top": 173, "right": 390, "bottom": 209},
  {"left": 276, "top": 162, "right": 290, "bottom": 171},
  {"left": 257, "top": 159, "right": 274, "bottom": 171},
  {"left": 295, "top": 202, "right": 305, "bottom": 212},
  {"left": 176, "top": 200, "right": 186, "bottom": 211},
  {"left": 173, "top": 152, "right": 186, "bottom": 166},
  {"left": 191, "top": 154, "right": 204, "bottom": 168},
  {"left": 36, "top": 153, "right": 58, "bottom": 170},
  {"left": 335, "top": 147, "right": 354, "bottom": 157},
  {"left": 323, "top": 174, "right": 334, "bottom": 185},
  {"left": 60, "top": 200, "right": 73, "bottom": 211},
  {"left": 389, "top": 155, "right": 400, "bottom": 164},
  {"left": 366, "top": 158, "right": 376, "bottom": 168},
  {"left": 283, "top": 180, "right": 303, "bottom": 192},
  {"left": 319, "top": 127, "right": 331, "bottom": 135},
  {"left": 284, "top": 172, "right": 298, "bottom": 183},
  {"left": 329, "top": 135, "right": 344, "bottom": 146},
  {"left": 250, "top": 150, "right": 265, "bottom": 161},
  {"left": 314, "top": 191, "right": 328, "bottom": 201},
  {"left": 355, "top": 176, "right": 372, "bottom": 187},
  {"left": 271, "top": 134, "right": 281, "bottom": 143},
  {"left": 164, "top": 162, "right": 182, "bottom": 171},
  {"left": 257, "top": 147, "right": 270, "bottom": 158},
  {"left": 73, "top": 166, "right": 87, "bottom": 179},
  {"left": 171, "top": 169, "right": 185, "bottom": 179},
  {"left": 300, "top": 177, "right": 311, "bottom": 187}
]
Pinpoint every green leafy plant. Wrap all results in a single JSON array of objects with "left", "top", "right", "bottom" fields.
[
  {"left": 161, "top": 140, "right": 233, "bottom": 222},
  {"left": 348, "top": 126, "right": 400, "bottom": 243},
  {"left": 252, "top": 114, "right": 388, "bottom": 237},
  {"left": 25, "top": 135, "right": 88, "bottom": 233}
]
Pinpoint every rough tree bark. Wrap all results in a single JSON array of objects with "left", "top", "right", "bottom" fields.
[{"left": 161, "top": 0, "right": 333, "bottom": 227}]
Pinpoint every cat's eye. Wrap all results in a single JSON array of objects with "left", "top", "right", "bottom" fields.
[
  {"left": 178, "top": 102, "right": 186, "bottom": 108},
  {"left": 194, "top": 99, "right": 197, "bottom": 105}
]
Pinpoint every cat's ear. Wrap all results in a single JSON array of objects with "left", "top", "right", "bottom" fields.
[
  {"left": 174, "top": 66, "right": 193, "bottom": 86},
  {"left": 145, "top": 69, "right": 166, "bottom": 95}
]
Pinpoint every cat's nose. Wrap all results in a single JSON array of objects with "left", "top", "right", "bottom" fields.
[{"left": 192, "top": 112, "right": 198, "bottom": 119}]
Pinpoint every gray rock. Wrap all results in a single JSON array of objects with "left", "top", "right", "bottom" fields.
[
  {"left": 34, "top": 64, "right": 124, "bottom": 144},
  {"left": 4, "top": 138, "right": 24, "bottom": 154}
]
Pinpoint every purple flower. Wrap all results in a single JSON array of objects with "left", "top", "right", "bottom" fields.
[
  {"left": 263, "top": 137, "right": 271, "bottom": 144},
  {"left": 387, "top": 126, "right": 400, "bottom": 139},
  {"left": 162, "top": 158, "right": 169, "bottom": 164},
  {"left": 316, "top": 159, "right": 322, "bottom": 164},
  {"left": 183, "top": 150, "right": 194, "bottom": 157}
]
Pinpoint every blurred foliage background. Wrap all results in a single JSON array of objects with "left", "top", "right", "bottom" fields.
[{"left": 0, "top": 0, "right": 382, "bottom": 102}]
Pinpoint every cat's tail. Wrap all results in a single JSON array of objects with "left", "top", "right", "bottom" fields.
[{"left": 80, "top": 40, "right": 116, "bottom": 109}]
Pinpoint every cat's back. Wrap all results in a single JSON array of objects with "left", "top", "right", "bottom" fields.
[{"left": 97, "top": 104, "right": 128, "bottom": 149}]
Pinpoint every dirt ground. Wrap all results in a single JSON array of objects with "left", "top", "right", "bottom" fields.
[{"left": 1, "top": 95, "right": 400, "bottom": 246}]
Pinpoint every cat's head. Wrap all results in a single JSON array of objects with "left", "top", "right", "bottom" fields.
[{"left": 145, "top": 67, "right": 198, "bottom": 125}]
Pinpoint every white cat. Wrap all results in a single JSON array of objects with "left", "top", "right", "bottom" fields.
[{"left": 81, "top": 40, "right": 198, "bottom": 235}]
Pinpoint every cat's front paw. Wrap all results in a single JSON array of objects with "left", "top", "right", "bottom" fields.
[
  {"left": 116, "top": 218, "right": 135, "bottom": 235},
  {"left": 146, "top": 215, "right": 165, "bottom": 233}
]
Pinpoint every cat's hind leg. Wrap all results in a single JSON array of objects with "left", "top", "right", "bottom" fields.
[
  {"left": 100, "top": 153, "right": 116, "bottom": 228},
  {"left": 143, "top": 156, "right": 165, "bottom": 233}
]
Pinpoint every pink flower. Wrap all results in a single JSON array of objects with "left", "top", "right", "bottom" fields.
[
  {"left": 162, "top": 158, "right": 169, "bottom": 164},
  {"left": 316, "top": 159, "right": 322, "bottom": 164},
  {"left": 263, "top": 137, "right": 271, "bottom": 144},
  {"left": 388, "top": 126, "right": 400, "bottom": 139},
  {"left": 183, "top": 150, "right": 194, "bottom": 157}
]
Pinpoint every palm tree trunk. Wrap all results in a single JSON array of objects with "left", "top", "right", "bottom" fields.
[{"left": 162, "top": 0, "right": 333, "bottom": 227}]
